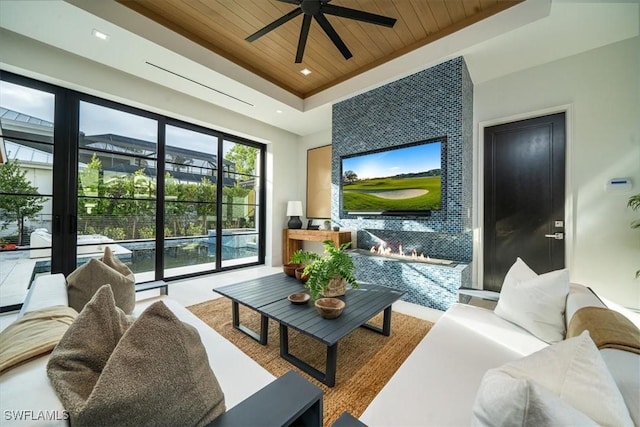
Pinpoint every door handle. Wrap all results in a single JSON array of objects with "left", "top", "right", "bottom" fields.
[
  {"left": 53, "top": 215, "right": 61, "bottom": 234},
  {"left": 544, "top": 232, "right": 564, "bottom": 240},
  {"left": 69, "top": 215, "right": 77, "bottom": 234}
]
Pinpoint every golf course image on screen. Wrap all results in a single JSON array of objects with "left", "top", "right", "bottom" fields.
[{"left": 341, "top": 140, "right": 442, "bottom": 212}]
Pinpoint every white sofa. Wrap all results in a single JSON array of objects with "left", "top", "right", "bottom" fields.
[
  {"left": 360, "top": 283, "right": 640, "bottom": 426},
  {"left": 0, "top": 274, "right": 321, "bottom": 426},
  {"left": 3, "top": 274, "right": 638, "bottom": 426}
]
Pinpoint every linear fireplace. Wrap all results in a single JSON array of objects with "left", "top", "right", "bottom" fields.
[
  {"left": 348, "top": 229, "right": 471, "bottom": 310},
  {"left": 355, "top": 247, "right": 455, "bottom": 266},
  {"left": 349, "top": 249, "right": 469, "bottom": 311}
]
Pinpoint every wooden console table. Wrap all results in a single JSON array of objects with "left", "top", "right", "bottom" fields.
[{"left": 283, "top": 229, "right": 352, "bottom": 263}]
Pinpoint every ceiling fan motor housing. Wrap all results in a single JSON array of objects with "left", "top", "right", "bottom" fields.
[
  {"left": 300, "top": 0, "right": 322, "bottom": 16},
  {"left": 246, "top": 0, "right": 396, "bottom": 63}
]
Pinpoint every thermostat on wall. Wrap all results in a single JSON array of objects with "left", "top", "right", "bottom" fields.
[{"left": 605, "top": 178, "right": 632, "bottom": 192}]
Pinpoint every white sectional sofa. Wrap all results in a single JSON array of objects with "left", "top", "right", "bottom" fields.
[
  {"left": 360, "top": 283, "right": 639, "bottom": 426},
  {"left": 0, "top": 274, "right": 322, "bottom": 427},
  {"left": 3, "top": 272, "right": 638, "bottom": 426}
]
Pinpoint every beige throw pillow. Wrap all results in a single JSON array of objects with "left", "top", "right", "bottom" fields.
[
  {"left": 67, "top": 258, "right": 135, "bottom": 314},
  {"left": 47, "top": 285, "right": 134, "bottom": 414},
  {"left": 48, "top": 285, "right": 225, "bottom": 427},
  {"left": 101, "top": 246, "right": 133, "bottom": 278}
]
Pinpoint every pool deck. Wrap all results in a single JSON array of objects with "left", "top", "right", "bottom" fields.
[{"left": 0, "top": 251, "right": 37, "bottom": 307}]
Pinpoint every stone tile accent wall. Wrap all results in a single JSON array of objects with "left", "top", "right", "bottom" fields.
[
  {"left": 331, "top": 57, "right": 473, "bottom": 309},
  {"left": 351, "top": 252, "right": 469, "bottom": 311}
]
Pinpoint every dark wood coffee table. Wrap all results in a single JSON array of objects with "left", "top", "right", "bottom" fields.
[
  {"left": 214, "top": 274, "right": 302, "bottom": 344},
  {"left": 215, "top": 274, "right": 405, "bottom": 387}
]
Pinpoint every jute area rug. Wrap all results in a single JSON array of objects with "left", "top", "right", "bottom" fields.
[{"left": 188, "top": 297, "right": 433, "bottom": 427}]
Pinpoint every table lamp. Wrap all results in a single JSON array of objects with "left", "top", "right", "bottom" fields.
[{"left": 286, "top": 201, "right": 303, "bottom": 229}]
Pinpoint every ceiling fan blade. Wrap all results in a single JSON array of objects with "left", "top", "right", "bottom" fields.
[
  {"left": 322, "top": 4, "right": 396, "bottom": 27},
  {"left": 295, "top": 14, "right": 312, "bottom": 63},
  {"left": 246, "top": 8, "right": 303, "bottom": 42},
  {"left": 277, "top": 0, "right": 300, "bottom": 4},
  {"left": 314, "top": 13, "right": 352, "bottom": 60}
]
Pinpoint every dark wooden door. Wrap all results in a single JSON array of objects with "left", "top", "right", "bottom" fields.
[{"left": 483, "top": 113, "right": 566, "bottom": 291}]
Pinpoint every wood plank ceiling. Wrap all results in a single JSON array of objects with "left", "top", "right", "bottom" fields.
[{"left": 118, "top": 0, "right": 522, "bottom": 99}]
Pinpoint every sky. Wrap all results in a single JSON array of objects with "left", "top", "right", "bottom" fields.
[
  {"left": 1, "top": 81, "right": 233, "bottom": 155},
  {"left": 342, "top": 141, "right": 441, "bottom": 180},
  {"left": 1, "top": 80, "right": 54, "bottom": 122}
]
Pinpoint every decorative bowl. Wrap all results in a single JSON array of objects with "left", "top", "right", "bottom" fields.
[
  {"left": 314, "top": 297, "right": 345, "bottom": 319},
  {"left": 294, "top": 267, "right": 309, "bottom": 283},
  {"left": 283, "top": 263, "right": 302, "bottom": 277},
  {"left": 288, "top": 292, "right": 310, "bottom": 305}
]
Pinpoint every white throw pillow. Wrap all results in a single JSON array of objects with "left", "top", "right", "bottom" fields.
[
  {"left": 473, "top": 374, "right": 597, "bottom": 427},
  {"left": 472, "top": 331, "right": 633, "bottom": 427},
  {"left": 494, "top": 258, "right": 569, "bottom": 343},
  {"left": 501, "top": 257, "right": 537, "bottom": 287}
]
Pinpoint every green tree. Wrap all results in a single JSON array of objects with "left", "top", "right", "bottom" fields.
[
  {"left": 195, "top": 177, "right": 216, "bottom": 234},
  {"left": 225, "top": 144, "right": 258, "bottom": 179},
  {"left": 165, "top": 172, "right": 188, "bottom": 237},
  {"left": 0, "top": 160, "right": 46, "bottom": 245},
  {"left": 104, "top": 169, "right": 155, "bottom": 239},
  {"left": 343, "top": 170, "right": 358, "bottom": 183},
  {"left": 223, "top": 183, "right": 250, "bottom": 228},
  {"left": 78, "top": 154, "right": 107, "bottom": 233}
]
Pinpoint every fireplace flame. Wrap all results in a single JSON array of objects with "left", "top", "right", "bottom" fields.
[
  {"left": 366, "top": 241, "right": 452, "bottom": 266},
  {"left": 371, "top": 242, "right": 428, "bottom": 260}
]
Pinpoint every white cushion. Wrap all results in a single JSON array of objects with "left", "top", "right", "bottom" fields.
[
  {"left": 19, "top": 274, "right": 68, "bottom": 318},
  {"left": 601, "top": 348, "right": 640, "bottom": 426},
  {"left": 472, "top": 331, "right": 633, "bottom": 427},
  {"left": 0, "top": 356, "right": 67, "bottom": 427},
  {"left": 494, "top": 258, "right": 569, "bottom": 343},
  {"left": 565, "top": 282, "right": 605, "bottom": 329},
  {"left": 360, "top": 304, "right": 548, "bottom": 427}
]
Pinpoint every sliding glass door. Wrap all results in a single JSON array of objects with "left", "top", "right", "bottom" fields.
[
  {"left": 164, "top": 123, "right": 218, "bottom": 277},
  {"left": 221, "top": 139, "right": 262, "bottom": 268},
  {"left": 77, "top": 100, "right": 159, "bottom": 282},
  {"left": 0, "top": 71, "right": 266, "bottom": 311}
]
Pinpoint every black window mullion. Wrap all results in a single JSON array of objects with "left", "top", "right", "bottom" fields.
[
  {"left": 156, "top": 120, "right": 166, "bottom": 280},
  {"left": 258, "top": 146, "right": 266, "bottom": 264},
  {"left": 53, "top": 89, "right": 79, "bottom": 276},
  {"left": 215, "top": 136, "right": 224, "bottom": 270}
]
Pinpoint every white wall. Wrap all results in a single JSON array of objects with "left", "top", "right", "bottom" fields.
[
  {"left": 0, "top": 29, "right": 301, "bottom": 267},
  {"left": 474, "top": 36, "right": 640, "bottom": 309}
]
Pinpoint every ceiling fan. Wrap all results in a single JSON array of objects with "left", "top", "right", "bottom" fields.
[{"left": 246, "top": 0, "right": 397, "bottom": 63}]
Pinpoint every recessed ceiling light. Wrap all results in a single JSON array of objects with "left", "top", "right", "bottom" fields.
[
  {"left": 300, "top": 68, "right": 312, "bottom": 76},
  {"left": 92, "top": 29, "right": 109, "bottom": 41},
  {"left": 276, "top": 110, "right": 283, "bottom": 114}
]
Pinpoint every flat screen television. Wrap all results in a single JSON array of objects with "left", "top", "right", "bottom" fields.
[{"left": 340, "top": 137, "right": 444, "bottom": 216}]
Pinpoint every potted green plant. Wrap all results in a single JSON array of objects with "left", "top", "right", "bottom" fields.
[
  {"left": 297, "top": 240, "right": 358, "bottom": 300},
  {"left": 629, "top": 193, "right": 640, "bottom": 278}
]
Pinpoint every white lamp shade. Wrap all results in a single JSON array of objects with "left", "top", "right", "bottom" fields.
[{"left": 286, "top": 201, "right": 303, "bottom": 216}]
